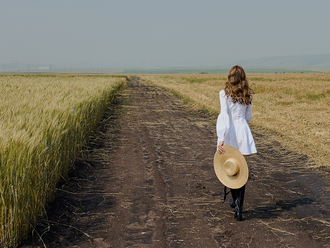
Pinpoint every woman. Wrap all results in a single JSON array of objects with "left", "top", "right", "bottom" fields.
[{"left": 216, "top": 65, "right": 257, "bottom": 221}]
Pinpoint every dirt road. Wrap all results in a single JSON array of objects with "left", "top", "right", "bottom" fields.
[{"left": 22, "top": 79, "right": 330, "bottom": 247}]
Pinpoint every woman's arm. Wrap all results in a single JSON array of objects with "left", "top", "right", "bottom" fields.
[
  {"left": 216, "top": 90, "right": 230, "bottom": 152},
  {"left": 245, "top": 103, "right": 252, "bottom": 122}
]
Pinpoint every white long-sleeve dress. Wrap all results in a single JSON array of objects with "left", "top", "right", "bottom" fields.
[{"left": 216, "top": 89, "right": 257, "bottom": 155}]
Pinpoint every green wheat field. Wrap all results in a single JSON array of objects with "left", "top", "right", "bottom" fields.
[{"left": 0, "top": 74, "right": 127, "bottom": 247}]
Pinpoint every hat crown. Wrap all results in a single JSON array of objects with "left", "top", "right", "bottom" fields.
[{"left": 224, "top": 158, "right": 239, "bottom": 176}]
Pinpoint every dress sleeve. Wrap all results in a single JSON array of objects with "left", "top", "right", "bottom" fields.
[
  {"left": 245, "top": 103, "right": 252, "bottom": 122},
  {"left": 216, "top": 90, "right": 230, "bottom": 142}
]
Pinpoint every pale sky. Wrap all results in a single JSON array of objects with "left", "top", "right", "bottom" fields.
[{"left": 1, "top": 0, "right": 329, "bottom": 67}]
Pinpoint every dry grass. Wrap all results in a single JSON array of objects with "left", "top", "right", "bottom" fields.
[
  {"left": 140, "top": 73, "right": 330, "bottom": 169},
  {"left": 0, "top": 74, "right": 127, "bottom": 247}
]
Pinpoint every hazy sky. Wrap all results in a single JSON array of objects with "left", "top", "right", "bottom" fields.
[{"left": 1, "top": 0, "right": 329, "bottom": 67}]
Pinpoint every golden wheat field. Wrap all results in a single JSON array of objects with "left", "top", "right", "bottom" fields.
[
  {"left": 0, "top": 74, "right": 127, "bottom": 247},
  {"left": 140, "top": 73, "right": 330, "bottom": 169}
]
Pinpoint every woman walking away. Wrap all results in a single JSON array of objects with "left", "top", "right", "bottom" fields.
[{"left": 216, "top": 65, "right": 257, "bottom": 221}]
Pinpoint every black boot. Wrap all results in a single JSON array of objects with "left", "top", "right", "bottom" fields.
[
  {"left": 230, "top": 189, "right": 237, "bottom": 208},
  {"left": 229, "top": 198, "right": 236, "bottom": 208},
  {"left": 234, "top": 185, "right": 245, "bottom": 221}
]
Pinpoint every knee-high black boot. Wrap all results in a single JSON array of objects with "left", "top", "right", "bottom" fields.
[
  {"left": 234, "top": 185, "right": 245, "bottom": 221},
  {"left": 229, "top": 189, "right": 237, "bottom": 208}
]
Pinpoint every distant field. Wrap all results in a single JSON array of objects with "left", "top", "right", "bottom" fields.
[
  {"left": 1, "top": 66, "right": 324, "bottom": 75},
  {"left": 140, "top": 73, "right": 330, "bottom": 169},
  {"left": 0, "top": 74, "right": 127, "bottom": 247},
  {"left": 121, "top": 67, "right": 322, "bottom": 74}
]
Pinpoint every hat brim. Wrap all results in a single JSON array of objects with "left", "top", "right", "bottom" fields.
[{"left": 214, "top": 145, "right": 248, "bottom": 189}]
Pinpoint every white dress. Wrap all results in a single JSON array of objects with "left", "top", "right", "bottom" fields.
[{"left": 216, "top": 89, "right": 257, "bottom": 155}]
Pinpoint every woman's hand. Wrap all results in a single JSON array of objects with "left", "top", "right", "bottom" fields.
[{"left": 217, "top": 141, "right": 225, "bottom": 154}]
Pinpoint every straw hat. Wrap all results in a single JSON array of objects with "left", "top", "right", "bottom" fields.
[{"left": 214, "top": 145, "right": 248, "bottom": 189}]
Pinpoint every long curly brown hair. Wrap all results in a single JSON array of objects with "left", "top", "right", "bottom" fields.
[{"left": 224, "top": 65, "right": 253, "bottom": 105}]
